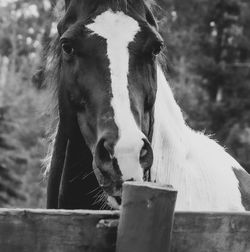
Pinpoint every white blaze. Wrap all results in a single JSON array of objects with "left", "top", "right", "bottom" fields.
[{"left": 87, "top": 10, "right": 144, "bottom": 181}]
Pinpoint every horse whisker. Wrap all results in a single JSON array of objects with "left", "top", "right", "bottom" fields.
[
  {"left": 69, "top": 171, "right": 85, "bottom": 183},
  {"left": 87, "top": 186, "right": 101, "bottom": 195},
  {"left": 70, "top": 167, "right": 97, "bottom": 183},
  {"left": 81, "top": 169, "right": 96, "bottom": 181},
  {"left": 92, "top": 189, "right": 108, "bottom": 207}
]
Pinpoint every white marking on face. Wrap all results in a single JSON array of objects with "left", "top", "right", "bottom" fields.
[{"left": 87, "top": 10, "right": 145, "bottom": 181}]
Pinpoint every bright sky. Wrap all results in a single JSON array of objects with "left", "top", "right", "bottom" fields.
[
  {"left": 0, "top": 0, "right": 17, "bottom": 7},
  {"left": 0, "top": 0, "right": 51, "bottom": 9},
  {"left": 0, "top": 0, "right": 50, "bottom": 19},
  {"left": 0, "top": 0, "right": 40, "bottom": 18}
]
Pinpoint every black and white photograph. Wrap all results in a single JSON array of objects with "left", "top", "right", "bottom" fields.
[{"left": 0, "top": 0, "right": 250, "bottom": 251}]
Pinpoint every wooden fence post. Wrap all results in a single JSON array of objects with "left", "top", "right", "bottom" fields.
[{"left": 116, "top": 182, "right": 177, "bottom": 252}]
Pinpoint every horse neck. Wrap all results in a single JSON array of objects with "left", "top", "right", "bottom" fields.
[
  {"left": 151, "top": 66, "right": 187, "bottom": 185},
  {"left": 151, "top": 66, "right": 244, "bottom": 211}
]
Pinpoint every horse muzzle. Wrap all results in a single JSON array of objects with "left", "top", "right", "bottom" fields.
[{"left": 93, "top": 133, "right": 153, "bottom": 203}]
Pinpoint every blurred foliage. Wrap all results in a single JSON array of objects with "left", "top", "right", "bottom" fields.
[
  {"left": 0, "top": 0, "right": 249, "bottom": 207},
  {"left": 157, "top": 0, "right": 250, "bottom": 172},
  {"left": 0, "top": 0, "right": 53, "bottom": 207}
]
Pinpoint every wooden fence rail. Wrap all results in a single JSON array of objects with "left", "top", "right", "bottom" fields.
[{"left": 0, "top": 209, "right": 250, "bottom": 252}]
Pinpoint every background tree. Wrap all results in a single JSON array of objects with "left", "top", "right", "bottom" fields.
[
  {"left": 197, "top": 0, "right": 250, "bottom": 170},
  {"left": 156, "top": 0, "right": 250, "bottom": 172},
  {"left": 0, "top": 0, "right": 50, "bottom": 207}
]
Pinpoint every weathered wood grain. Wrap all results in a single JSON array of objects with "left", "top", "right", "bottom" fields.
[
  {"left": 172, "top": 212, "right": 250, "bottom": 252},
  {"left": 0, "top": 209, "right": 119, "bottom": 252},
  {"left": 116, "top": 182, "right": 177, "bottom": 252},
  {"left": 0, "top": 209, "right": 250, "bottom": 252}
]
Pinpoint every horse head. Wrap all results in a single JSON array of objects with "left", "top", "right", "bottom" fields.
[{"left": 49, "top": 0, "right": 163, "bottom": 208}]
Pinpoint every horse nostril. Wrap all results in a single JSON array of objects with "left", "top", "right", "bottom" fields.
[
  {"left": 140, "top": 139, "right": 153, "bottom": 171},
  {"left": 114, "top": 196, "right": 122, "bottom": 205},
  {"left": 103, "top": 140, "right": 114, "bottom": 157},
  {"left": 140, "top": 148, "right": 148, "bottom": 159},
  {"left": 96, "top": 138, "right": 113, "bottom": 164}
]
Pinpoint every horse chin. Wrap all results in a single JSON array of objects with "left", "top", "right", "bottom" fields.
[
  {"left": 104, "top": 186, "right": 123, "bottom": 210},
  {"left": 107, "top": 195, "right": 122, "bottom": 210}
]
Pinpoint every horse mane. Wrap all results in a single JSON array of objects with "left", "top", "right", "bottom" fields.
[
  {"left": 41, "top": 36, "right": 60, "bottom": 176},
  {"left": 42, "top": 0, "right": 160, "bottom": 176}
]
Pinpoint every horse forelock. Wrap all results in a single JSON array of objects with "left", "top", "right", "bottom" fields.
[
  {"left": 64, "top": 0, "right": 156, "bottom": 10},
  {"left": 42, "top": 35, "right": 61, "bottom": 177},
  {"left": 56, "top": 0, "right": 156, "bottom": 23}
]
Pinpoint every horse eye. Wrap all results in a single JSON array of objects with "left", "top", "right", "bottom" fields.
[
  {"left": 62, "top": 43, "right": 74, "bottom": 55},
  {"left": 152, "top": 40, "right": 164, "bottom": 56}
]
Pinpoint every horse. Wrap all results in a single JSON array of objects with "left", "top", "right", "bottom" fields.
[{"left": 43, "top": 0, "right": 250, "bottom": 211}]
